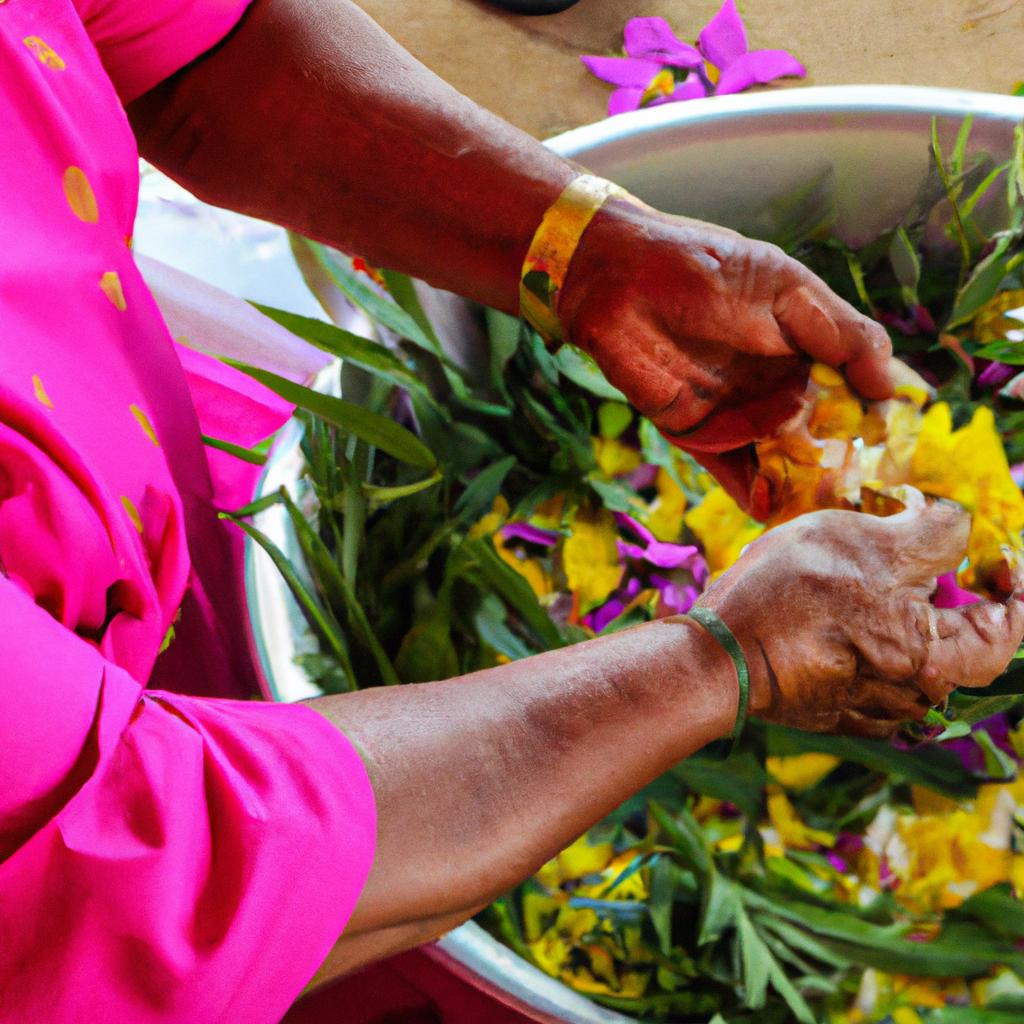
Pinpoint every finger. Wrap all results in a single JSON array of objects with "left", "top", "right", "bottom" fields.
[
  {"left": 773, "top": 279, "right": 893, "bottom": 401},
  {"left": 848, "top": 677, "right": 933, "bottom": 722},
  {"left": 833, "top": 709, "right": 906, "bottom": 739},
  {"left": 875, "top": 499, "right": 971, "bottom": 583},
  {"left": 921, "top": 594, "right": 1024, "bottom": 690}
]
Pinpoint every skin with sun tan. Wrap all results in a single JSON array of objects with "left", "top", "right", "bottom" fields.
[{"left": 126, "top": 0, "right": 1022, "bottom": 985}]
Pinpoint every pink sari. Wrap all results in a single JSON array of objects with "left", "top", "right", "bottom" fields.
[{"left": 0, "top": 2, "right": 375, "bottom": 1020}]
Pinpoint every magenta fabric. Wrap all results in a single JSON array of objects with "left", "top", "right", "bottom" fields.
[{"left": 0, "top": 2, "right": 377, "bottom": 1021}]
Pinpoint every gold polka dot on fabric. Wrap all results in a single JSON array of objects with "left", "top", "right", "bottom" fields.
[
  {"left": 129, "top": 404, "right": 160, "bottom": 447},
  {"left": 32, "top": 375, "right": 54, "bottom": 410},
  {"left": 62, "top": 167, "right": 99, "bottom": 224},
  {"left": 120, "top": 495, "right": 144, "bottom": 534},
  {"left": 23, "top": 36, "right": 66, "bottom": 71},
  {"left": 99, "top": 271, "right": 127, "bottom": 311}
]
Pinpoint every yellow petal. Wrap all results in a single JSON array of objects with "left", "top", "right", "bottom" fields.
[
  {"left": 563, "top": 507, "right": 622, "bottom": 608},
  {"left": 63, "top": 167, "right": 98, "bottom": 224},
  {"left": 766, "top": 753, "right": 839, "bottom": 790}
]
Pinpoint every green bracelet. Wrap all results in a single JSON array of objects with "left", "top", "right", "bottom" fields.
[{"left": 688, "top": 606, "right": 750, "bottom": 752}]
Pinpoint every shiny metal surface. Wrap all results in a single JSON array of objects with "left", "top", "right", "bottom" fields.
[{"left": 245, "top": 87, "right": 1024, "bottom": 1022}]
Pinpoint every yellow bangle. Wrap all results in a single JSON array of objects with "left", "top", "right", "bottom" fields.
[{"left": 519, "top": 174, "right": 630, "bottom": 350}]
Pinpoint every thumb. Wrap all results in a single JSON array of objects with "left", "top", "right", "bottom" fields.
[{"left": 876, "top": 498, "right": 971, "bottom": 585}]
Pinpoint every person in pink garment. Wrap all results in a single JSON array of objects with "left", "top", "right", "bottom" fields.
[{"left": 3, "top": 2, "right": 1022, "bottom": 1021}]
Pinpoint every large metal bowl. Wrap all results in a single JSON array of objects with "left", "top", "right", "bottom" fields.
[{"left": 246, "top": 87, "right": 1024, "bottom": 1023}]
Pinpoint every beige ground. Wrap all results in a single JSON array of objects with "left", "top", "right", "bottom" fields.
[{"left": 355, "top": 0, "right": 1023, "bottom": 138}]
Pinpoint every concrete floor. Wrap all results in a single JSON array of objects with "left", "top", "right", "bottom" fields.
[{"left": 356, "top": 0, "right": 1023, "bottom": 138}]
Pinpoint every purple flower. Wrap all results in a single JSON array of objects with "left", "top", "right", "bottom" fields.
[
  {"left": 501, "top": 522, "right": 560, "bottom": 547},
  {"left": 978, "top": 361, "right": 1017, "bottom": 389},
  {"left": 584, "top": 577, "right": 643, "bottom": 632},
  {"left": 649, "top": 573, "right": 700, "bottom": 614},
  {"left": 932, "top": 571, "right": 981, "bottom": 609},
  {"left": 582, "top": 2, "right": 805, "bottom": 117},
  {"left": 614, "top": 512, "right": 708, "bottom": 578}
]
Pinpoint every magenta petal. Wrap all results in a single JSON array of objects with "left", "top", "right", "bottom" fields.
[
  {"left": 643, "top": 542, "right": 701, "bottom": 569},
  {"left": 649, "top": 574, "right": 699, "bottom": 614},
  {"left": 617, "top": 540, "right": 648, "bottom": 562},
  {"left": 501, "top": 523, "right": 560, "bottom": 547},
  {"left": 581, "top": 54, "right": 663, "bottom": 87},
  {"left": 978, "top": 361, "right": 1015, "bottom": 389},
  {"left": 933, "top": 572, "right": 981, "bottom": 609},
  {"left": 608, "top": 87, "right": 644, "bottom": 116},
  {"left": 697, "top": 0, "right": 748, "bottom": 68},
  {"left": 614, "top": 511, "right": 656, "bottom": 546},
  {"left": 623, "top": 17, "right": 702, "bottom": 68},
  {"left": 715, "top": 49, "right": 806, "bottom": 95}
]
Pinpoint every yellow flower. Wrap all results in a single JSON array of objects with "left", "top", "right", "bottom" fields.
[
  {"left": 647, "top": 467, "right": 688, "bottom": 541},
  {"left": 767, "top": 789, "right": 836, "bottom": 849},
  {"left": 469, "top": 495, "right": 553, "bottom": 597},
  {"left": 685, "top": 486, "right": 764, "bottom": 576},
  {"left": 767, "top": 753, "right": 840, "bottom": 790},
  {"left": 592, "top": 436, "right": 642, "bottom": 478},
  {"left": 909, "top": 403, "right": 1024, "bottom": 585},
  {"left": 972, "top": 288, "right": 1024, "bottom": 343},
  {"left": 470, "top": 494, "right": 510, "bottom": 539},
  {"left": 563, "top": 507, "right": 623, "bottom": 608}
]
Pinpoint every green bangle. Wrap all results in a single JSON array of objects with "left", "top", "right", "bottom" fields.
[{"left": 688, "top": 606, "right": 750, "bottom": 752}]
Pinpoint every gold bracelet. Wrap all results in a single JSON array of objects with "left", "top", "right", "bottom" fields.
[{"left": 519, "top": 174, "right": 630, "bottom": 350}]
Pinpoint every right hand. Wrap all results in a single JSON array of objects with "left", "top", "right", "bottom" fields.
[{"left": 695, "top": 501, "right": 1024, "bottom": 736}]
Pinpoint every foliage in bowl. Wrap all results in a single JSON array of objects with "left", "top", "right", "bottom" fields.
[{"left": 227, "top": 119, "right": 1024, "bottom": 1023}]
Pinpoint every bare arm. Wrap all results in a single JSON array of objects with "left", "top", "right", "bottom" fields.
[
  {"left": 128, "top": 0, "right": 893, "bottom": 513},
  {"left": 300, "top": 502, "right": 1024, "bottom": 982}
]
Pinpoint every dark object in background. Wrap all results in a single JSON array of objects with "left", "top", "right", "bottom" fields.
[{"left": 483, "top": 0, "right": 581, "bottom": 14}]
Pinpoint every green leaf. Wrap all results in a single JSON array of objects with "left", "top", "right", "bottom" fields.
[
  {"left": 453, "top": 455, "right": 516, "bottom": 526},
  {"left": 230, "top": 489, "right": 285, "bottom": 518},
  {"left": 227, "top": 515, "right": 355, "bottom": 688},
  {"left": 597, "top": 401, "right": 633, "bottom": 441},
  {"left": 300, "top": 240, "right": 454, "bottom": 365},
  {"left": 960, "top": 161, "right": 1010, "bottom": 220},
  {"left": 361, "top": 468, "right": 443, "bottom": 505},
  {"left": 947, "top": 236, "right": 1016, "bottom": 328},
  {"left": 472, "top": 592, "right": 535, "bottom": 662},
  {"left": 765, "top": 724, "right": 977, "bottom": 798},
  {"left": 889, "top": 226, "right": 922, "bottom": 303},
  {"left": 462, "top": 536, "right": 564, "bottom": 650},
  {"left": 699, "top": 870, "right": 740, "bottom": 945},
  {"left": 278, "top": 488, "right": 400, "bottom": 686},
  {"left": 974, "top": 338, "right": 1024, "bottom": 364},
  {"left": 651, "top": 856, "right": 675, "bottom": 950},
  {"left": 973, "top": 727, "right": 1018, "bottom": 779},
  {"left": 484, "top": 308, "right": 523, "bottom": 398},
  {"left": 676, "top": 749, "right": 767, "bottom": 822},
  {"left": 958, "top": 884, "right": 1024, "bottom": 940},
  {"left": 553, "top": 346, "right": 628, "bottom": 402},
  {"left": 249, "top": 301, "right": 443, "bottom": 409},
  {"left": 736, "top": 908, "right": 771, "bottom": 1009},
  {"left": 226, "top": 361, "right": 437, "bottom": 470},
  {"left": 201, "top": 433, "right": 268, "bottom": 465},
  {"left": 951, "top": 114, "right": 975, "bottom": 179}
]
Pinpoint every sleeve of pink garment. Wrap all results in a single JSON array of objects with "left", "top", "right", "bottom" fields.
[{"left": 0, "top": 2, "right": 377, "bottom": 1021}]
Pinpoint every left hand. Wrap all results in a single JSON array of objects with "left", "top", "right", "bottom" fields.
[{"left": 558, "top": 198, "right": 893, "bottom": 518}]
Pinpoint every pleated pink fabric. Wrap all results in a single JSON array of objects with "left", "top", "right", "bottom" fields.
[{"left": 0, "top": 3, "right": 376, "bottom": 1020}]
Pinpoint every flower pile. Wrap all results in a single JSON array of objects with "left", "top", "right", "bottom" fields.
[{"left": 237, "top": 118, "right": 1024, "bottom": 1022}]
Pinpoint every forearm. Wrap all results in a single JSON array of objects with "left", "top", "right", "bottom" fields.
[
  {"left": 304, "top": 615, "right": 736, "bottom": 943},
  {"left": 127, "top": 0, "right": 574, "bottom": 313}
]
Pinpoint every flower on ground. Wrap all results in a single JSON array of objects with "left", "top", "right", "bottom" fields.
[{"left": 582, "top": 1, "right": 805, "bottom": 117}]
